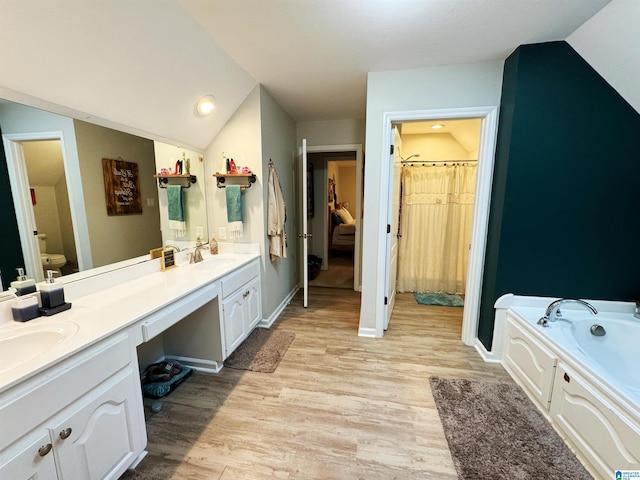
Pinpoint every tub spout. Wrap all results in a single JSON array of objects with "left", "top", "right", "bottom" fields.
[{"left": 537, "top": 298, "right": 597, "bottom": 327}]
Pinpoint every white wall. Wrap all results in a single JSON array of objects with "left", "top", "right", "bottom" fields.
[
  {"left": 205, "top": 86, "right": 263, "bottom": 248},
  {"left": 360, "top": 61, "right": 504, "bottom": 337},
  {"left": 401, "top": 133, "right": 469, "bottom": 161},
  {"left": 297, "top": 119, "right": 365, "bottom": 147},
  {"left": 567, "top": 0, "right": 640, "bottom": 114}
]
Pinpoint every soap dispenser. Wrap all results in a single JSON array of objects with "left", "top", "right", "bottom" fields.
[
  {"left": 38, "top": 270, "right": 71, "bottom": 315},
  {"left": 10, "top": 268, "right": 36, "bottom": 296}
]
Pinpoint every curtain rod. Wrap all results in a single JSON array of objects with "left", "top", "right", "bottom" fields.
[{"left": 400, "top": 159, "right": 477, "bottom": 166}]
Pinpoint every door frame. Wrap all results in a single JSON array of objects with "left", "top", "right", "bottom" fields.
[
  {"left": 2, "top": 131, "right": 92, "bottom": 281},
  {"left": 306, "top": 143, "right": 363, "bottom": 291},
  {"left": 376, "top": 106, "right": 498, "bottom": 345}
]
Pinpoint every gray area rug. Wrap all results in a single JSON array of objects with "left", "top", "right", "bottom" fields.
[
  {"left": 119, "top": 470, "right": 164, "bottom": 480},
  {"left": 429, "top": 376, "right": 593, "bottom": 479},
  {"left": 414, "top": 292, "right": 464, "bottom": 307},
  {"left": 224, "top": 328, "right": 295, "bottom": 373}
]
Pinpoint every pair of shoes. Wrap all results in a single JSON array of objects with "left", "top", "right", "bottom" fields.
[{"left": 142, "top": 360, "right": 183, "bottom": 384}]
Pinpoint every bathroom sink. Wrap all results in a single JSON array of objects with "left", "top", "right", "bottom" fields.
[
  {"left": 191, "top": 255, "right": 236, "bottom": 272},
  {"left": 0, "top": 322, "right": 79, "bottom": 374}
]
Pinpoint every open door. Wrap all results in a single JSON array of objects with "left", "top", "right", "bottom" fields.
[
  {"left": 384, "top": 127, "right": 401, "bottom": 329},
  {"left": 300, "top": 138, "right": 310, "bottom": 307}
]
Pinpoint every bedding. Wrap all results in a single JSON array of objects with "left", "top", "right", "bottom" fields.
[{"left": 331, "top": 208, "right": 355, "bottom": 249}]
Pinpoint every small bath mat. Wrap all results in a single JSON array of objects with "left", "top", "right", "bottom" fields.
[
  {"left": 429, "top": 376, "right": 593, "bottom": 479},
  {"left": 414, "top": 292, "right": 464, "bottom": 307},
  {"left": 224, "top": 328, "right": 294, "bottom": 373}
]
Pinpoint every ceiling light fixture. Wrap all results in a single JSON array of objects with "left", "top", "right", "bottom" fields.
[
  {"left": 196, "top": 95, "right": 216, "bottom": 116},
  {"left": 431, "top": 124, "right": 444, "bottom": 130}
]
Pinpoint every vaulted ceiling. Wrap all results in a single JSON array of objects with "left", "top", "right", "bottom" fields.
[{"left": 0, "top": 0, "right": 613, "bottom": 150}]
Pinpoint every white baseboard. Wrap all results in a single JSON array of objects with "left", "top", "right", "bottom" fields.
[
  {"left": 358, "top": 327, "right": 378, "bottom": 338},
  {"left": 258, "top": 286, "right": 299, "bottom": 328},
  {"left": 473, "top": 338, "right": 501, "bottom": 363}
]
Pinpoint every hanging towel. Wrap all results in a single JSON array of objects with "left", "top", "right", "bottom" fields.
[
  {"left": 267, "top": 161, "right": 287, "bottom": 260},
  {"left": 167, "top": 185, "right": 186, "bottom": 237},
  {"left": 226, "top": 185, "right": 244, "bottom": 239}
]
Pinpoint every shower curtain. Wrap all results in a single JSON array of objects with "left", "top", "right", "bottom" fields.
[{"left": 396, "top": 163, "right": 476, "bottom": 294}]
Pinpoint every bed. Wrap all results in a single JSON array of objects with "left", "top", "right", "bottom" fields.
[{"left": 330, "top": 206, "right": 356, "bottom": 251}]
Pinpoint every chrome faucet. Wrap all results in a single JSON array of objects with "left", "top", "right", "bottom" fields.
[
  {"left": 190, "top": 240, "right": 208, "bottom": 264},
  {"left": 537, "top": 298, "right": 597, "bottom": 327}
]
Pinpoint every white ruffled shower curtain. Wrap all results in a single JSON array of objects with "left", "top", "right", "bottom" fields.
[{"left": 396, "top": 163, "right": 476, "bottom": 294}]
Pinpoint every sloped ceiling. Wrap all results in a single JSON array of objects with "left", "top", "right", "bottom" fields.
[
  {"left": 567, "top": 0, "right": 640, "bottom": 114},
  {"left": 0, "top": 0, "right": 614, "bottom": 150}
]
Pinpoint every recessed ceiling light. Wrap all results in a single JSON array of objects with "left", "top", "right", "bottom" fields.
[
  {"left": 431, "top": 124, "right": 444, "bottom": 130},
  {"left": 196, "top": 95, "right": 216, "bottom": 116}
]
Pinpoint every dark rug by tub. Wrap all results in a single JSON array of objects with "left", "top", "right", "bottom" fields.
[
  {"left": 119, "top": 470, "right": 165, "bottom": 480},
  {"left": 429, "top": 377, "right": 593, "bottom": 479},
  {"left": 414, "top": 292, "right": 464, "bottom": 307},
  {"left": 223, "top": 328, "right": 295, "bottom": 373}
]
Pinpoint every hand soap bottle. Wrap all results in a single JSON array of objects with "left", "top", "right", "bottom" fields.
[
  {"left": 10, "top": 268, "right": 36, "bottom": 296},
  {"left": 38, "top": 270, "right": 71, "bottom": 315},
  {"left": 210, "top": 235, "right": 218, "bottom": 255}
]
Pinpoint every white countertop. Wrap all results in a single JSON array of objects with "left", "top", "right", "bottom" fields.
[{"left": 0, "top": 250, "right": 259, "bottom": 394}]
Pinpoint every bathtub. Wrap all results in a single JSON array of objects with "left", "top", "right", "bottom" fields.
[{"left": 495, "top": 295, "right": 640, "bottom": 479}]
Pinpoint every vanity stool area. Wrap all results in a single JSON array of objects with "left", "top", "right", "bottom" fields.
[{"left": 0, "top": 246, "right": 262, "bottom": 480}]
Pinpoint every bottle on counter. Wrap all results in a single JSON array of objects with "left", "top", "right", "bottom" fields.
[
  {"left": 10, "top": 268, "right": 36, "bottom": 296},
  {"left": 210, "top": 235, "right": 219, "bottom": 255},
  {"left": 39, "top": 270, "right": 66, "bottom": 309}
]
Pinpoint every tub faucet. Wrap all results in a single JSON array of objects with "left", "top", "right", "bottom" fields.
[{"left": 537, "top": 298, "right": 597, "bottom": 327}]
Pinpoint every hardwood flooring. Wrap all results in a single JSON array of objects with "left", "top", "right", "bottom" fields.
[
  {"left": 131, "top": 288, "right": 511, "bottom": 480},
  {"left": 308, "top": 251, "right": 354, "bottom": 289}
]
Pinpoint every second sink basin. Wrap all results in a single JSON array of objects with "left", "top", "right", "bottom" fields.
[
  {"left": 190, "top": 255, "right": 236, "bottom": 272},
  {"left": 0, "top": 321, "right": 79, "bottom": 374}
]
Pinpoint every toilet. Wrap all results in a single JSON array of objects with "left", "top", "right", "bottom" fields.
[{"left": 38, "top": 233, "right": 67, "bottom": 276}]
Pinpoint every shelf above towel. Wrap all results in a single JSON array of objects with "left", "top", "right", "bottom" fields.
[
  {"left": 214, "top": 173, "right": 256, "bottom": 190},
  {"left": 153, "top": 174, "right": 197, "bottom": 189}
]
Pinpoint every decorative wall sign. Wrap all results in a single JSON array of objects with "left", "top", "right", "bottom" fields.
[{"left": 102, "top": 158, "right": 142, "bottom": 215}]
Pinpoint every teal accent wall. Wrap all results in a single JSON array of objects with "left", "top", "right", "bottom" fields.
[
  {"left": 479, "top": 41, "right": 640, "bottom": 350},
  {"left": 0, "top": 127, "right": 25, "bottom": 288}
]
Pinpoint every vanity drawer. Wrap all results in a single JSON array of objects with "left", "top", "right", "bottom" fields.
[{"left": 221, "top": 260, "right": 259, "bottom": 298}]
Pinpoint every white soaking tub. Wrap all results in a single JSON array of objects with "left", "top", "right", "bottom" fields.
[{"left": 494, "top": 295, "right": 640, "bottom": 480}]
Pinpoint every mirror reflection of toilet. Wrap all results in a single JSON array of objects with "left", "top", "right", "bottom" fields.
[{"left": 38, "top": 233, "right": 67, "bottom": 276}]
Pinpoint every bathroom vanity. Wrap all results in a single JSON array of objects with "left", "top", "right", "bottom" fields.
[{"left": 0, "top": 247, "right": 262, "bottom": 480}]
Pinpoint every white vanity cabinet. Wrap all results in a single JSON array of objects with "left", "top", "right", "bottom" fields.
[
  {"left": 0, "top": 333, "right": 146, "bottom": 480},
  {"left": 220, "top": 259, "right": 261, "bottom": 357}
]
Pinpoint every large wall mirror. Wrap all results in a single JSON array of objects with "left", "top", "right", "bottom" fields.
[{"left": 0, "top": 99, "right": 208, "bottom": 284}]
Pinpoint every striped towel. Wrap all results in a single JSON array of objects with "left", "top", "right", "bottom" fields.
[
  {"left": 226, "top": 185, "right": 243, "bottom": 239},
  {"left": 167, "top": 185, "right": 186, "bottom": 237}
]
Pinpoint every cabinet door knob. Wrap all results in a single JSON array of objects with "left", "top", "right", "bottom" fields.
[
  {"left": 59, "top": 428, "right": 73, "bottom": 440},
  {"left": 243, "top": 291, "right": 250, "bottom": 298},
  {"left": 38, "top": 444, "right": 53, "bottom": 457}
]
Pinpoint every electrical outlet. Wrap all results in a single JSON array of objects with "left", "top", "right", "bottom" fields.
[
  {"left": 218, "top": 226, "right": 226, "bottom": 240},
  {"left": 146, "top": 198, "right": 155, "bottom": 207}
]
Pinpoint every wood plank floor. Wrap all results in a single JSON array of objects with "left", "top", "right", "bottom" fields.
[{"left": 130, "top": 288, "right": 512, "bottom": 480}]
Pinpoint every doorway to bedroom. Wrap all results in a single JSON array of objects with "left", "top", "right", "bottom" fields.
[{"left": 306, "top": 149, "right": 360, "bottom": 290}]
